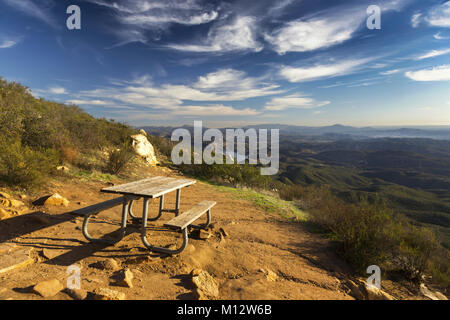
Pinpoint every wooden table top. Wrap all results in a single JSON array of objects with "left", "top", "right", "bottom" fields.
[{"left": 101, "top": 176, "right": 196, "bottom": 198}]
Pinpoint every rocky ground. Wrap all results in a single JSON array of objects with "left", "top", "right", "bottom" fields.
[{"left": 0, "top": 165, "right": 446, "bottom": 300}]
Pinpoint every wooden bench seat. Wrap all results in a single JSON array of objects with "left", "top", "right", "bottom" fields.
[
  {"left": 71, "top": 196, "right": 126, "bottom": 216},
  {"left": 164, "top": 200, "right": 216, "bottom": 230}
]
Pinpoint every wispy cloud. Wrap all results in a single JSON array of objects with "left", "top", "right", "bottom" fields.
[
  {"left": 167, "top": 16, "right": 263, "bottom": 53},
  {"left": 380, "top": 69, "right": 401, "bottom": 75},
  {"left": 411, "top": 13, "right": 422, "bottom": 28},
  {"left": 425, "top": 1, "right": 450, "bottom": 27},
  {"left": 33, "top": 86, "right": 68, "bottom": 96},
  {"left": 2, "top": 0, "right": 57, "bottom": 28},
  {"left": 265, "top": 1, "right": 410, "bottom": 55},
  {"left": 434, "top": 32, "right": 449, "bottom": 40},
  {"left": 279, "top": 58, "right": 371, "bottom": 83},
  {"left": 67, "top": 69, "right": 282, "bottom": 116},
  {"left": 265, "top": 94, "right": 330, "bottom": 111},
  {"left": 265, "top": 12, "right": 363, "bottom": 55},
  {"left": 0, "top": 39, "right": 19, "bottom": 49},
  {"left": 405, "top": 65, "right": 450, "bottom": 81},
  {"left": 416, "top": 48, "right": 450, "bottom": 60},
  {"left": 86, "top": 0, "right": 220, "bottom": 48}
]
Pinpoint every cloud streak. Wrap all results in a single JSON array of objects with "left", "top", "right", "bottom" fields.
[
  {"left": 405, "top": 65, "right": 450, "bottom": 81},
  {"left": 279, "top": 58, "right": 371, "bottom": 83},
  {"left": 2, "top": 0, "right": 57, "bottom": 28}
]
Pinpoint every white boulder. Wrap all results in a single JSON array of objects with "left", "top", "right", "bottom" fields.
[{"left": 131, "top": 132, "right": 158, "bottom": 166}]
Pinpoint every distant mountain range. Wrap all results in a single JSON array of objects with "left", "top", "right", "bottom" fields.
[{"left": 141, "top": 124, "right": 450, "bottom": 140}]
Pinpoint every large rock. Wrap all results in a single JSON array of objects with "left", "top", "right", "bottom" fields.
[
  {"left": 191, "top": 269, "right": 219, "bottom": 298},
  {"left": 33, "top": 279, "right": 64, "bottom": 298},
  {"left": 0, "top": 247, "right": 34, "bottom": 275},
  {"left": 420, "top": 283, "right": 448, "bottom": 300},
  {"left": 131, "top": 133, "right": 158, "bottom": 166}
]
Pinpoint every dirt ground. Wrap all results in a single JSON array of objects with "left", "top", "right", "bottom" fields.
[{"left": 0, "top": 167, "right": 422, "bottom": 300}]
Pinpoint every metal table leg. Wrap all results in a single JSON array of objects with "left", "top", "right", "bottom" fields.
[
  {"left": 82, "top": 197, "right": 129, "bottom": 244},
  {"left": 140, "top": 197, "right": 189, "bottom": 254}
]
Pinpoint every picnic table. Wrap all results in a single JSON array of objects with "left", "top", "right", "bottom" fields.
[{"left": 72, "top": 176, "right": 216, "bottom": 254}]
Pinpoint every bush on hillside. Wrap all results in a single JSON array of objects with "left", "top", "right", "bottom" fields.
[
  {"left": 0, "top": 77, "right": 137, "bottom": 188},
  {"left": 0, "top": 138, "right": 59, "bottom": 188},
  {"left": 105, "top": 143, "right": 135, "bottom": 175}
]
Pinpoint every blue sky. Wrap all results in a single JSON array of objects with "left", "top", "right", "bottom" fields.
[{"left": 0, "top": 0, "right": 449, "bottom": 127}]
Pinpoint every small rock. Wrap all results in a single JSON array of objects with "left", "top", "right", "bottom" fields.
[
  {"left": 65, "top": 288, "right": 88, "bottom": 300},
  {"left": 33, "top": 193, "right": 69, "bottom": 207},
  {"left": 42, "top": 248, "right": 62, "bottom": 260},
  {"left": 191, "top": 229, "right": 211, "bottom": 240},
  {"left": 33, "top": 279, "right": 64, "bottom": 298},
  {"left": 260, "top": 269, "right": 278, "bottom": 282},
  {"left": 365, "top": 285, "right": 395, "bottom": 300},
  {"left": 347, "top": 280, "right": 367, "bottom": 300},
  {"left": 191, "top": 269, "right": 219, "bottom": 298},
  {"left": 93, "top": 288, "right": 125, "bottom": 300},
  {"left": 56, "top": 166, "right": 69, "bottom": 172},
  {"left": 20, "top": 195, "right": 27, "bottom": 200},
  {"left": 92, "top": 258, "right": 120, "bottom": 271},
  {"left": 0, "top": 208, "right": 10, "bottom": 220},
  {"left": 9, "top": 199, "right": 25, "bottom": 208},
  {"left": 115, "top": 268, "right": 134, "bottom": 288},
  {"left": 0, "top": 192, "right": 11, "bottom": 199},
  {"left": 219, "top": 227, "right": 229, "bottom": 238}
]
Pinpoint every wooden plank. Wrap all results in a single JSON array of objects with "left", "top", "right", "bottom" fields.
[
  {"left": 101, "top": 177, "right": 169, "bottom": 193},
  {"left": 101, "top": 176, "right": 196, "bottom": 198},
  {"left": 165, "top": 201, "right": 216, "bottom": 230},
  {"left": 71, "top": 197, "right": 125, "bottom": 216}
]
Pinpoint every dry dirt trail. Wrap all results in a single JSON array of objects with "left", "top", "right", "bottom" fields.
[{"left": 0, "top": 168, "right": 355, "bottom": 300}]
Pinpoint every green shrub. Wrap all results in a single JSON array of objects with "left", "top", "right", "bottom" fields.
[
  {"left": 104, "top": 143, "right": 135, "bottom": 175},
  {"left": 397, "top": 225, "right": 439, "bottom": 280},
  {"left": 0, "top": 138, "right": 59, "bottom": 188},
  {"left": 147, "top": 134, "right": 173, "bottom": 158}
]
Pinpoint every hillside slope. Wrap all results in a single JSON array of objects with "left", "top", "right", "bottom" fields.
[{"left": 0, "top": 164, "right": 434, "bottom": 300}]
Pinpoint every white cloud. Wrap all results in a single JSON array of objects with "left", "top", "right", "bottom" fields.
[
  {"left": 87, "top": 0, "right": 220, "bottom": 48},
  {"left": 265, "top": 94, "right": 330, "bottom": 111},
  {"left": 121, "top": 10, "right": 218, "bottom": 27},
  {"left": 67, "top": 99, "right": 109, "bottom": 105},
  {"left": 48, "top": 87, "right": 68, "bottom": 95},
  {"left": 411, "top": 13, "right": 422, "bottom": 28},
  {"left": 0, "top": 39, "right": 18, "bottom": 49},
  {"left": 416, "top": 48, "right": 450, "bottom": 60},
  {"left": 405, "top": 65, "right": 450, "bottom": 81},
  {"left": 426, "top": 1, "right": 450, "bottom": 27},
  {"left": 172, "top": 105, "right": 260, "bottom": 116},
  {"left": 265, "top": 16, "right": 361, "bottom": 55},
  {"left": 69, "top": 69, "right": 282, "bottom": 116},
  {"left": 265, "top": 1, "right": 410, "bottom": 54},
  {"left": 434, "top": 32, "right": 449, "bottom": 40},
  {"left": 167, "top": 16, "right": 263, "bottom": 53},
  {"left": 279, "top": 59, "right": 370, "bottom": 83},
  {"left": 380, "top": 69, "right": 400, "bottom": 75}
]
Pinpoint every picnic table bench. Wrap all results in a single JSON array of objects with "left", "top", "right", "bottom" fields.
[{"left": 71, "top": 176, "right": 215, "bottom": 254}]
